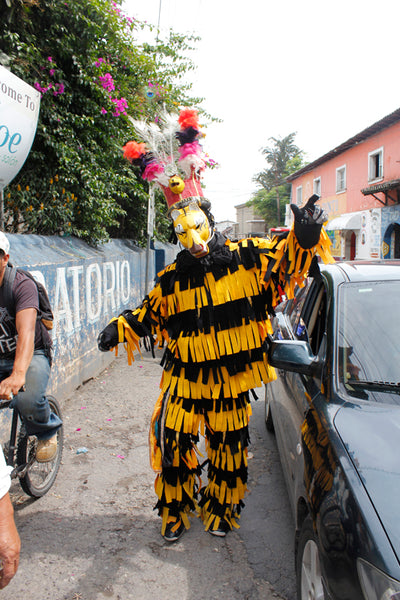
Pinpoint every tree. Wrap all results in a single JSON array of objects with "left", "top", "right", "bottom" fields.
[
  {"left": 0, "top": 0, "right": 207, "bottom": 244},
  {"left": 252, "top": 134, "right": 304, "bottom": 228}
]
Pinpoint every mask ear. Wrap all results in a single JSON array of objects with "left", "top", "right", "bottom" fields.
[
  {"left": 170, "top": 209, "right": 180, "bottom": 222},
  {"left": 290, "top": 204, "right": 302, "bottom": 219},
  {"left": 188, "top": 201, "right": 201, "bottom": 212}
]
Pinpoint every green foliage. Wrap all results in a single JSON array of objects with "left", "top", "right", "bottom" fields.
[
  {"left": 251, "top": 134, "right": 304, "bottom": 228},
  {"left": 251, "top": 186, "right": 287, "bottom": 230},
  {"left": 0, "top": 0, "right": 204, "bottom": 244}
]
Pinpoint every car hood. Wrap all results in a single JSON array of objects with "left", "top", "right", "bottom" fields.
[{"left": 334, "top": 402, "right": 400, "bottom": 562}]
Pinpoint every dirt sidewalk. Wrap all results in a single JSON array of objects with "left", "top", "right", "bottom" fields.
[{"left": 5, "top": 350, "right": 292, "bottom": 600}]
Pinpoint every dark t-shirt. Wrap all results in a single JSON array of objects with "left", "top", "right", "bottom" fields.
[{"left": 0, "top": 270, "right": 50, "bottom": 360}]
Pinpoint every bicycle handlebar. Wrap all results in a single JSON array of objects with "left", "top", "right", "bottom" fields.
[{"left": 0, "top": 386, "right": 25, "bottom": 402}]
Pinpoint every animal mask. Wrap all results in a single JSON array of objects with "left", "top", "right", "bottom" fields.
[{"left": 170, "top": 202, "right": 212, "bottom": 258}]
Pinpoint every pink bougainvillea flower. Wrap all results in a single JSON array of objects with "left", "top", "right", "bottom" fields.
[
  {"left": 53, "top": 83, "right": 65, "bottom": 96},
  {"left": 34, "top": 82, "right": 54, "bottom": 96},
  {"left": 101, "top": 107, "right": 107, "bottom": 115},
  {"left": 47, "top": 56, "right": 53, "bottom": 62},
  {"left": 110, "top": 97, "right": 128, "bottom": 115},
  {"left": 99, "top": 73, "right": 115, "bottom": 92}
]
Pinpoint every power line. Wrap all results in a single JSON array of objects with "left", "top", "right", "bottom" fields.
[{"left": 156, "top": 0, "right": 162, "bottom": 42}]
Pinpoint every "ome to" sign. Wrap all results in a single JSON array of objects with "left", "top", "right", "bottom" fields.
[{"left": 0, "top": 65, "right": 40, "bottom": 190}]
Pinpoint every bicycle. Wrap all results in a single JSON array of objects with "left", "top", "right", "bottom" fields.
[{"left": 0, "top": 394, "right": 63, "bottom": 498}]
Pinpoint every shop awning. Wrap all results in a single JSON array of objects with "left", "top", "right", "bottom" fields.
[
  {"left": 361, "top": 179, "right": 400, "bottom": 205},
  {"left": 326, "top": 212, "right": 362, "bottom": 231},
  {"left": 361, "top": 178, "right": 400, "bottom": 195}
]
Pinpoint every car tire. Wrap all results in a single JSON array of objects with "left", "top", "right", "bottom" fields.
[
  {"left": 264, "top": 385, "right": 274, "bottom": 432},
  {"left": 296, "top": 514, "right": 326, "bottom": 600}
]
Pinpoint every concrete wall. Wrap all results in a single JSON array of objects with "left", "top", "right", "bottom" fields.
[
  {"left": 4, "top": 233, "right": 177, "bottom": 401},
  {"left": 234, "top": 203, "right": 266, "bottom": 239}
]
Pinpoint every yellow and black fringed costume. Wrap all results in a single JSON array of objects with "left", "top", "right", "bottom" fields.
[{"left": 110, "top": 227, "right": 333, "bottom": 535}]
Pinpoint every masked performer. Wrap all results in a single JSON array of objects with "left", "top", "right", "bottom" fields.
[{"left": 98, "top": 108, "right": 333, "bottom": 542}]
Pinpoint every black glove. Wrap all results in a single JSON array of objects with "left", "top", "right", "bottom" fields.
[
  {"left": 290, "top": 194, "right": 328, "bottom": 249},
  {"left": 97, "top": 321, "right": 119, "bottom": 352}
]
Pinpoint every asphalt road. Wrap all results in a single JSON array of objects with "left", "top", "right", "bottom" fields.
[{"left": 4, "top": 349, "right": 297, "bottom": 600}]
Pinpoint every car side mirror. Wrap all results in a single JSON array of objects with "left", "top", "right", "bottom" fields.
[{"left": 268, "top": 339, "right": 323, "bottom": 377}]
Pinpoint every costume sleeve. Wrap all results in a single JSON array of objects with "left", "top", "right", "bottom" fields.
[
  {"left": 260, "top": 225, "right": 334, "bottom": 305},
  {"left": 108, "top": 273, "right": 168, "bottom": 365}
]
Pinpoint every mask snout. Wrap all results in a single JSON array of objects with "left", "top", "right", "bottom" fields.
[{"left": 187, "top": 229, "right": 209, "bottom": 257}]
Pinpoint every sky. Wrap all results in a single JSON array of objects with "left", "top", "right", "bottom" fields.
[{"left": 122, "top": 0, "right": 400, "bottom": 223}]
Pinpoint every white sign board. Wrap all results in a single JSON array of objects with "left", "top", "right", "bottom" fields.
[{"left": 0, "top": 65, "right": 40, "bottom": 191}]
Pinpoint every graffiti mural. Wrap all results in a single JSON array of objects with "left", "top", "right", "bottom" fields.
[{"left": 6, "top": 234, "right": 177, "bottom": 400}]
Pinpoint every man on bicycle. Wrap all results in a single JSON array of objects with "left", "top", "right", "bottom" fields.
[{"left": 0, "top": 232, "right": 62, "bottom": 462}]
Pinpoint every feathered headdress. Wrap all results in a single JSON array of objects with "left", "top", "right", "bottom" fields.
[{"left": 123, "top": 108, "right": 207, "bottom": 213}]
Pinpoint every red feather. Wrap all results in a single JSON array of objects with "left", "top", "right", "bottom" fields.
[
  {"left": 178, "top": 108, "right": 199, "bottom": 130},
  {"left": 123, "top": 140, "right": 146, "bottom": 161}
]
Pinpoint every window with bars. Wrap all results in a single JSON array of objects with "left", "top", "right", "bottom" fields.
[
  {"left": 368, "top": 147, "right": 383, "bottom": 181},
  {"left": 336, "top": 165, "right": 346, "bottom": 193},
  {"left": 296, "top": 185, "right": 303, "bottom": 205}
]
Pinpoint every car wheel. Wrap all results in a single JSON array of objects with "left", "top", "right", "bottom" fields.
[
  {"left": 264, "top": 385, "right": 274, "bottom": 432},
  {"left": 296, "top": 515, "right": 326, "bottom": 600}
]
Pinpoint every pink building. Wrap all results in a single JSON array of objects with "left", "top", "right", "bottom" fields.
[{"left": 287, "top": 108, "right": 400, "bottom": 260}]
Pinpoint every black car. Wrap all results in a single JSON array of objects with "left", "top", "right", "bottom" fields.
[{"left": 265, "top": 260, "right": 400, "bottom": 600}]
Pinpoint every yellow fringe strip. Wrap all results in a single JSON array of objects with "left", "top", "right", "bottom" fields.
[
  {"left": 206, "top": 404, "right": 249, "bottom": 433},
  {"left": 108, "top": 315, "right": 143, "bottom": 365},
  {"left": 206, "top": 442, "right": 247, "bottom": 471},
  {"left": 204, "top": 477, "right": 247, "bottom": 507},
  {"left": 201, "top": 500, "right": 243, "bottom": 532},
  {"left": 174, "top": 321, "right": 268, "bottom": 362},
  {"left": 161, "top": 359, "right": 277, "bottom": 400},
  {"left": 156, "top": 472, "right": 197, "bottom": 532},
  {"left": 160, "top": 505, "right": 193, "bottom": 536},
  {"left": 149, "top": 391, "right": 164, "bottom": 472}
]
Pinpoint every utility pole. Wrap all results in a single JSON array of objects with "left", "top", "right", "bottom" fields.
[
  {"left": 144, "top": 0, "right": 161, "bottom": 295},
  {"left": 157, "top": 0, "right": 162, "bottom": 36},
  {"left": 145, "top": 187, "right": 155, "bottom": 295}
]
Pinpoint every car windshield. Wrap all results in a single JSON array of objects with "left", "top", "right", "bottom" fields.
[{"left": 337, "top": 280, "right": 400, "bottom": 405}]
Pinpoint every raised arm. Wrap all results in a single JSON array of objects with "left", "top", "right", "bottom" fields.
[{"left": 260, "top": 195, "right": 334, "bottom": 305}]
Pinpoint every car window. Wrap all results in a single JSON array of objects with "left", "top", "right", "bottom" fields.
[
  {"left": 297, "top": 280, "right": 327, "bottom": 356},
  {"left": 337, "top": 280, "right": 400, "bottom": 405},
  {"left": 307, "top": 286, "right": 327, "bottom": 356},
  {"left": 289, "top": 280, "right": 312, "bottom": 332}
]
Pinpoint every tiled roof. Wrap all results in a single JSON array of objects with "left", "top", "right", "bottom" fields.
[{"left": 287, "top": 107, "right": 400, "bottom": 182}]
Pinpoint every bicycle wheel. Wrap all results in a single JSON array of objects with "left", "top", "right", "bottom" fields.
[{"left": 16, "top": 395, "right": 64, "bottom": 498}]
